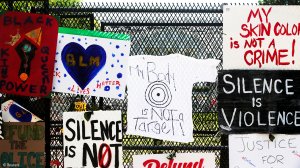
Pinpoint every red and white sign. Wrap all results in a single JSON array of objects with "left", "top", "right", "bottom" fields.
[
  {"left": 223, "top": 6, "right": 300, "bottom": 70},
  {"left": 133, "top": 153, "right": 215, "bottom": 168},
  {"left": 0, "top": 11, "right": 58, "bottom": 96}
]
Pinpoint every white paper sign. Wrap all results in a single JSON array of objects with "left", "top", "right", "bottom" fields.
[
  {"left": 133, "top": 153, "right": 215, "bottom": 168},
  {"left": 63, "top": 111, "right": 123, "bottom": 168},
  {"left": 126, "top": 54, "right": 220, "bottom": 142},
  {"left": 52, "top": 27, "right": 130, "bottom": 99},
  {"left": 223, "top": 6, "right": 300, "bottom": 70},
  {"left": 229, "top": 134, "right": 300, "bottom": 168}
]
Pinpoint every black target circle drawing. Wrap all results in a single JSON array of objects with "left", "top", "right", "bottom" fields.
[{"left": 145, "top": 81, "right": 172, "bottom": 108}]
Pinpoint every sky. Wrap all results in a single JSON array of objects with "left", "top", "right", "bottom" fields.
[{"left": 82, "top": 0, "right": 258, "bottom": 3}]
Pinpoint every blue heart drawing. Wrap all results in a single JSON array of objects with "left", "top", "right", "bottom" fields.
[
  {"left": 61, "top": 42, "right": 106, "bottom": 90},
  {"left": 9, "top": 104, "right": 32, "bottom": 122}
]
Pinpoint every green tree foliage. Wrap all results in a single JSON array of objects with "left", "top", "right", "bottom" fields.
[
  {"left": 0, "top": 0, "right": 81, "bottom": 12},
  {"left": 0, "top": 0, "right": 98, "bottom": 30},
  {"left": 49, "top": 0, "right": 96, "bottom": 30},
  {"left": 259, "top": 0, "right": 300, "bottom": 5},
  {"left": 50, "top": 0, "right": 80, "bottom": 7}
]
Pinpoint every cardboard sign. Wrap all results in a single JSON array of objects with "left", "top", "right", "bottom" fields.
[
  {"left": 0, "top": 122, "right": 45, "bottom": 167},
  {"left": 126, "top": 54, "right": 220, "bottom": 142},
  {"left": 223, "top": 6, "right": 300, "bottom": 70},
  {"left": 133, "top": 153, "right": 216, "bottom": 168},
  {"left": 218, "top": 70, "right": 300, "bottom": 133},
  {"left": 0, "top": 11, "right": 58, "bottom": 96},
  {"left": 52, "top": 27, "right": 130, "bottom": 99},
  {"left": 229, "top": 134, "right": 300, "bottom": 168},
  {"left": 63, "top": 111, "right": 123, "bottom": 168},
  {"left": 1, "top": 100, "right": 43, "bottom": 122}
]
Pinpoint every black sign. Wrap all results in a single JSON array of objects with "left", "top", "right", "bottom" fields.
[{"left": 218, "top": 70, "right": 300, "bottom": 133}]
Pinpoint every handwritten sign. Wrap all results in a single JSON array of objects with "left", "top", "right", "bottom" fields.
[
  {"left": 218, "top": 70, "right": 300, "bottom": 133},
  {"left": 229, "top": 134, "right": 300, "bottom": 168},
  {"left": 63, "top": 111, "right": 122, "bottom": 168},
  {"left": 0, "top": 11, "right": 58, "bottom": 96},
  {"left": 223, "top": 6, "right": 300, "bottom": 69},
  {"left": 52, "top": 27, "right": 130, "bottom": 99},
  {"left": 133, "top": 153, "right": 215, "bottom": 168},
  {"left": 0, "top": 122, "right": 45, "bottom": 167},
  {"left": 127, "top": 54, "right": 220, "bottom": 142},
  {"left": 1, "top": 100, "right": 43, "bottom": 122}
]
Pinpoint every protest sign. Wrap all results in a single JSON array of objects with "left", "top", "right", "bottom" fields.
[
  {"left": 0, "top": 122, "right": 45, "bottom": 167},
  {"left": 127, "top": 54, "right": 220, "bottom": 142},
  {"left": 133, "top": 153, "right": 215, "bottom": 168},
  {"left": 63, "top": 111, "right": 122, "bottom": 168},
  {"left": 223, "top": 6, "right": 300, "bottom": 70},
  {"left": 218, "top": 70, "right": 300, "bottom": 133},
  {"left": 53, "top": 27, "right": 130, "bottom": 99},
  {"left": 229, "top": 134, "right": 300, "bottom": 168},
  {"left": 0, "top": 11, "right": 58, "bottom": 96}
]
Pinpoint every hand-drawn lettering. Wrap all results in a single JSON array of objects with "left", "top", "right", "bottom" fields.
[
  {"left": 219, "top": 70, "right": 300, "bottom": 133},
  {"left": 63, "top": 111, "right": 122, "bottom": 167}
]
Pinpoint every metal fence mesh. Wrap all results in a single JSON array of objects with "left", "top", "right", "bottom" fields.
[{"left": 0, "top": 1, "right": 229, "bottom": 168}]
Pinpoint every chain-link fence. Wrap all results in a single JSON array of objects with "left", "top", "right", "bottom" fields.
[{"left": 0, "top": 1, "right": 229, "bottom": 167}]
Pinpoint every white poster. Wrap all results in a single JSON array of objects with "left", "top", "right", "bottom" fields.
[
  {"left": 63, "top": 111, "right": 123, "bottom": 168},
  {"left": 229, "top": 134, "right": 300, "bottom": 168},
  {"left": 52, "top": 27, "right": 130, "bottom": 99},
  {"left": 126, "top": 54, "right": 220, "bottom": 142},
  {"left": 133, "top": 153, "right": 215, "bottom": 168},
  {"left": 223, "top": 6, "right": 300, "bottom": 70}
]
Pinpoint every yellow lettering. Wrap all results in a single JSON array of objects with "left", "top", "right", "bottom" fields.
[
  {"left": 66, "top": 54, "right": 76, "bottom": 66},
  {"left": 16, "top": 112, "right": 22, "bottom": 118},
  {"left": 89, "top": 56, "right": 100, "bottom": 66},
  {"left": 66, "top": 55, "right": 100, "bottom": 67},
  {"left": 79, "top": 56, "right": 87, "bottom": 67}
]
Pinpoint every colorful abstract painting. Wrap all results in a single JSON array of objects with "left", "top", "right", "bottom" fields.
[
  {"left": 0, "top": 11, "right": 58, "bottom": 96},
  {"left": 52, "top": 27, "right": 130, "bottom": 99}
]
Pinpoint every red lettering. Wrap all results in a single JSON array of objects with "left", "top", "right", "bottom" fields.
[
  {"left": 142, "top": 158, "right": 205, "bottom": 168},
  {"left": 278, "top": 49, "right": 289, "bottom": 65},
  {"left": 240, "top": 23, "right": 271, "bottom": 38},
  {"left": 262, "top": 7, "right": 272, "bottom": 23},
  {"left": 274, "top": 22, "right": 300, "bottom": 36},
  {"left": 247, "top": 7, "right": 272, "bottom": 23},
  {"left": 96, "top": 80, "right": 121, "bottom": 89},
  {"left": 98, "top": 143, "right": 112, "bottom": 168},
  {"left": 70, "top": 85, "right": 75, "bottom": 92},
  {"left": 70, "top": 85, "right": 90, "bottom": 94},
  {"left": 143, "top": 159, "right": 160, "bottom": 168},
  {"left": 244, "top": 50, "right": 254, "bottom": 66},
  {"left": 96, "top": 82, "right": 102, "bottom": 89},
  {"left": 244, "top": 49, "right": 291, "bottom": 68},
  {"left": 55, "top": 71, "right": 61, "bottom": 77},
  {"left": 247, "top": 9, "right": 262, "bottom": 22}
]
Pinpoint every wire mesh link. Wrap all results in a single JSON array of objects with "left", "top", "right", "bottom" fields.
[{"left": 0, "top": 2, "right": 229, "bottom": 168}]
